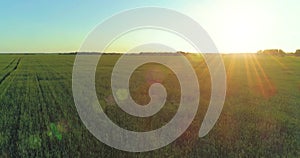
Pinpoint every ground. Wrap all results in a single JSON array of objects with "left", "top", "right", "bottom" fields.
[{"left": 0, "top": 54, "right": 299, "bottom": 157}]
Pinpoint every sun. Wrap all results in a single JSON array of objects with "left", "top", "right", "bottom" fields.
[
  {"left": 216, "top": 7, "right": 269, "bottom": 53},
  {"left": 183, "top": 1, "right": 275, "bottom": 53}
]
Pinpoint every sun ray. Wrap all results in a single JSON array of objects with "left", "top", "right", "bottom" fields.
[
  {"left": 248, "top": 54, "right": 266, "bottom": 97},
  {"left": 252, "top": 55, "right": 277, "bottom": 97},
  {"left": 244, "top": 54, "right": 255, "bottom": 89},
  {"left": 269, "top": 55, "right": 288, "bottom": 69},
  {"left": 226, "top": 54, "right": 237, "bottom": 86}
]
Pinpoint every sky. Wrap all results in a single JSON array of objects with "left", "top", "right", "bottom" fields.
[{"left": 0, "top": 0, "right": 299, "bottom": 53}]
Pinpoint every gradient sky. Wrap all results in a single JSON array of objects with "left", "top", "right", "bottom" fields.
[{"left": 0, "top": 0, "right": 299, "bottom": 53}]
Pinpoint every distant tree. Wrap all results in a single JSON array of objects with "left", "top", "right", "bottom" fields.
[
  {"left": 295, "top": 49, "right": 300, "bottom": 56},
  {"left": 277, "top": 49, "right": 286, "bottom": 56},
  {"left": 258, "top": 49, "right": 286, "bottom": 56},
  {"left": 177, "top": 51, "right": 186, "bottom": 54}
]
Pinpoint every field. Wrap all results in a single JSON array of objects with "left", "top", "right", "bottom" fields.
[{"left": 0, "top": 54, "right": 299, "bottom": 157}]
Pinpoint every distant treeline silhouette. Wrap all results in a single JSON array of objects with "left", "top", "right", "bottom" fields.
[{"left": 257, "top": 49, "right": 300, "bottom": 57}]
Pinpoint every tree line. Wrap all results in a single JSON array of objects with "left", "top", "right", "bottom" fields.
[{"left": 257, "top": 49, "right": 300, "bottom": 56}]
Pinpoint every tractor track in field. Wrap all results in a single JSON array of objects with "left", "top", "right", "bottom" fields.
[
  {"left": 0, "top": 58, "right": 21, "bottom": 85},
  {"left": 3, "top": 58, "right": 17, "bottom": 70},
  {"left": 0, "top": 58, "right": 22, "bottom": 156},
  {"left": 35, "top": 71, "right": 65, "bottom": 122}
]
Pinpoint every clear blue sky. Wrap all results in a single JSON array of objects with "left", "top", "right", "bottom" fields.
[{"left": 0, "top": 0, "right": 299, "bottom": 53}]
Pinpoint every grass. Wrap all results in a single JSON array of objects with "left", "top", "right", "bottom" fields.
[{"left": 0, "top": 53, "right": 299, "bottom": 157}]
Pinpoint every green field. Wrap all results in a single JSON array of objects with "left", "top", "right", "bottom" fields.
[{"left": 0, "top": 54, "right": 299, "bottom": 157}]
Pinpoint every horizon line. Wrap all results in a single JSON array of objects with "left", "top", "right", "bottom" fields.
[
  {"left": 0, "top": 51, "right": 257, "bottom": 54},
  {"left": 0, "top": 48, "right": 299, "bottom": 54}
]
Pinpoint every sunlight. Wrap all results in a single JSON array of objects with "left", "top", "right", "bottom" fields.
[
  {"left": 183, "top": 0, "right": 275, "bottom": 53},
  {"left": 217, "top": 8, "right": 268, "bottom": 52},
  {"left": 248, "top": 55, "right": 266, "bottom": 97},
  {"left": 244, "top": 54, "right": 253, "bottom": 88},
  {"left": 226, "top": 55, "right": 237, "bottom": 84},
  {"left": 252, "top": 55, "right": 277, "bottom": 97},
  {"left": 269, "top": 55, "right": 288, "bottom": 69},
  {"left": 244, "top": 54, "right": 277, "bottom": 98}
]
